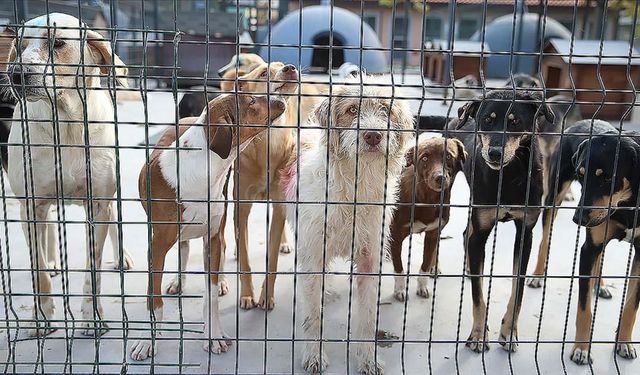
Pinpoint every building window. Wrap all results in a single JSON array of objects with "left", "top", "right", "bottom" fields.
[
  {"left": 391, "top": 15, "right": 409, "bottom": 60},
  {"left": 424, "top": 16, "right": 442, "bottom": 41},
  {"left": 362, "top": 13, "right": 379, "bottom": 32},
  {"left": 458, "top": 18, "right": 479, "bottom": 40}
]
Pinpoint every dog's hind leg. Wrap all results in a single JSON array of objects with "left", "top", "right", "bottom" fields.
[
  {"left": 615, "top": 245, "right": 639, "bottom": 360},
  {"left": 259, "top": 203, "right": 286, "bottom": 310},
  {"left": 22, "top": 203, "right": 56, "bottom": 337},
  {"left": 499, "top": 220, "right": 535, "bottom": 352},
  {"left": 79, "top": 201, "right": 111, "bottom": 337},
  {"left": 108, "top": 209, "right": 134, "bottom": 270},
  {"left": 45, "top": 209, "right": 60, "bottom": 277},
  {"left": 166, "top": 240, "right": 190, "bottom": 295}
]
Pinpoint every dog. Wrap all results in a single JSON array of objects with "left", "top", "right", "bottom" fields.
[
  {"left": 178, "top": 88, "right": 221, "bottom": 119},
  {"left": 450, "top": 90, "right": 555, "bottom": 352},
  {"left": 217, "top": 53, "right": 265, "bottom": 79},
  {"left": 565, "top": 123, "right": 640, "bottom": 364},
  {"left": 131, "top": 93, "right": 286, "bottom": 360},
  {"left": 0, "top": 94, "right": 15, "bottom": 170},
  {"left": 5, "top": 13, "right": 133, "bottom": 336},
  {"left": 389, "top": 137, "right": 466, "bottom": 302},
  {"left": 285, "top": 75, "right": 413, "bottom": 373},
  {"left": 206, "top": 60, "right": 322, "bottom": 310},
  {"left": 442, "top": 74, "right": 479, "bottom": 105}
]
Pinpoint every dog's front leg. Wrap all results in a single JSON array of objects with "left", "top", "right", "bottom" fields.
[
  {"left": 80, "top": 201, "right": 111, "bottom": 336},
  {"left": 202, "top": 233, "right": 232, "bottom": 354},
  {"left": 300, "top": 255, "right": 328, "bottom": 373},
  {"left": 465, "top": 215, "right": 492, "bottom": 353},
  {"left": 353, "top": 251, "right": 383, "bottom": 375},
  {"left": 22, "top": 204, "right": 57, "bottom": 337},
  {"left": 499, "top": 220, "right": 535, "bottom": 352},
  {"left": 259, "top": 202, "right": 287, "bottom": 310},
  {"left": 615, "top": 241, "right": 640, "bottom": 360}
]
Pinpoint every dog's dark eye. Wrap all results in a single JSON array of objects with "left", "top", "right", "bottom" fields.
[
  {"left": 249, "top": 96, "right": 256, "bottom": 105},
  {"left": 53, "top": 39, "right": 65, "bottom": 49},
  {"left": 260, "top": 71, "right": 268, "bottom": 78},
  {"left": 380, "top": 105, "right": 390, "bottom": 115},
  {"left": 421, "top": 156, "right": 428, "bottom": 163},
  {"left": 446, "top": 154, "right": 452, "bottom": 160},
  {"left": 484, "top": 117, "right": 492, "bottom": 124},
  {"left": 348, "top": 105, "right": 358, "bottom": 115}
]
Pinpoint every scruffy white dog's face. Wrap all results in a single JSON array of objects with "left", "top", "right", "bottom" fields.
[
  {"left": 7, "top": 13, "right": 127, "bottom": 101},
  {"left": 314, "top": 76, "right": 413, "bottom": 160}
]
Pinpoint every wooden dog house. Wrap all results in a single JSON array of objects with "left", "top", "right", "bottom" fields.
[
  {"left": 541, "top": 39, "right": 640, "bottom": 119},
  {"left": 423, "top": 40, "right": 489, "bottom": 84}
]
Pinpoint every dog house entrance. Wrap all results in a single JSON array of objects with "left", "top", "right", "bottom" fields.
[{"left": 311, "top": 33, "right": 345, "bottom": 72}]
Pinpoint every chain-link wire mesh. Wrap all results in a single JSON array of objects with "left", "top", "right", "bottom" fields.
[{"left": 0, "top": 0, "right": 639, "bottom": 374}]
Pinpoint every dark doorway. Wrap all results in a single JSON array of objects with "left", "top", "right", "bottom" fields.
[{"left": 311, "top": 33, "right": 345, "bottom": 72}]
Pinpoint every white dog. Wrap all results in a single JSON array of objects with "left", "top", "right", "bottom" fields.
[
  {"left": 285, "top": 76, "right": 413, "bottom": 374},
  {"left": 6, "top": 13, "right": 133, "bottom": 336}
]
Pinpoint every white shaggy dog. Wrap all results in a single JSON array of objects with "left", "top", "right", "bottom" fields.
[
  {"left": 6, "top": 13, "right": 132, "bottom": 336},
  {"left": 284, "top": 76, "right": 413, "bottom": 374}
]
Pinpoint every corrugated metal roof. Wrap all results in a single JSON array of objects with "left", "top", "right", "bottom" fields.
[{"left": 547, "top": 38, "right": 640, "bottom": 66}]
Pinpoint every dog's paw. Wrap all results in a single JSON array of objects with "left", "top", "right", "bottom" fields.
[
  {"left": 570, "top": 345, "right": 593, "bottom": 365},
  {"left": 130, "top": 339, "right": 155, "bottom": 361},
  {"left": 466, "top": 329, "right": 490, "bottom": 353},
  {"left": 526, "top": 277, "right": 543, "bottom": 288},
  {"left": 203, "top": 336, "right": 232, "bottom": 354},
  {"left": 302, "top": 351, "right": 328, "bottom": 373},
  {"left": 358, "top": 358, "right": 384, "bottom": 375},
  {"left": 219, "top": 278, "right": 229, "bottom": 296},
  {"left": 393, "top": 290, "right": 406, "bottom": 302},
  {"left": 166, "top": 277, "right": 185, "bottom": 295},
  {"left": 393, "top": 275, "right": 407, "bottom": 302},
  {"left": 80, "top": 321, "right": 109, "bottom": 337},
  {"left": 594, "top": 284, "right": 613, "bottom": 299},
  {"left": 239, "top": 296, "right": 256, "bottom": 310},
  {"left": 116, "top": 252, "right": 134, "bottom": 271},
  {"left": 258, "top": 294, "right": 275, "bottom": 310},
  {"left": 279, "top": 243, "right": 293, "bottom": 254},
  {"left": 498, "top": 332, "right": 518, "bottom": 352},
  {"left": 616, "top": 343, "right": 637, "bottom": 359},
  {"left": 416, "top": 276, "right": 430, "bottom": 299},
  {"left": 25, "top": 320, "right": 57, "bottom": 337}
]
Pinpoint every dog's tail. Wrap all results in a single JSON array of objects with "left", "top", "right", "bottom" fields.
[{"left": 414, "top": 115, "right": 452, "bottom": 131}]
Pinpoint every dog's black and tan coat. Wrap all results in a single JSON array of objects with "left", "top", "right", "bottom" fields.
[{"left": 450, "top": 90, "right": 555, "bottom": 352}]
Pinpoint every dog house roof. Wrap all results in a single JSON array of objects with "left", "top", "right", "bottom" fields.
[
  {"left": 547, "top": 39, "right": 640, "bottom": 66},
  {"left": 259, "top": 5, "right": 387, "bottom": 73}
]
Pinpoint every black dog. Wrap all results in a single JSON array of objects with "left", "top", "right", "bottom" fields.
[
  {"left": 542, "top": 120, "right": 639, "bottom": 365},
  {"left": 449, "top": 90, "right": 554, "bottom": 353},
  {"left": 529, "top": 120, "right": 614, "bottom": 297},
  {"left": 178, "top": 88, "right": 220, "bottom": 119}
]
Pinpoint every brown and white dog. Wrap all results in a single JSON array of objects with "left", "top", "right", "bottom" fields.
[
  {"left": 130, "top": 93, "right": 286, "bottom": 360},
  {"left": 389, "top": 137, "right": 466, "bottom": 301},
  {"left": 286, "top": 76, "right": 413, "bottom": 374},
  {"left": 6, "top": 13, "right": 133, "bottom": 337}
]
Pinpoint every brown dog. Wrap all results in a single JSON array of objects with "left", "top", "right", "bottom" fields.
[
  {"left": 130, "top": 93, "right": 285, "bottom": 361},
  {"left": 389, "top": 137, "right": 467, "bottom": 301},
  {"left": 220, "top": 61, "right": 322, "bottom": 310}
]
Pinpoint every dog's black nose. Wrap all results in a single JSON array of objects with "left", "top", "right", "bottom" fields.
[
  {"left": 572, "top": 210, "right": 590, "bottom": 226},
  {"left": 363, "top": 131, "right": 382, "bottom": 146},
  {"left": 282, "top": 64, "right": 296, "bottom": 73},
  {"left": 435, "top": 175, "right": 444, "bottom": 186},
  {"left": 487, "top": 146, "right": 502, "bottom": 162}
]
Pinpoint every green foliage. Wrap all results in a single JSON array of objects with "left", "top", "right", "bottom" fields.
[{"left": 378, "top": 0, "right": 429, "bottom": 13}]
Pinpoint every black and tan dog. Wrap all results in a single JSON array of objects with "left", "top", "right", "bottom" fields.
[
  {"left": 554, "top": 120, "right": 639, "bottom": 365},
  {"left": 450, "top": 90, "right": 554, "bottom": 352}
]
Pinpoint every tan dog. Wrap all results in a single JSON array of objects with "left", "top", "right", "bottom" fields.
[
  {"left": 130, "top": 93, "right": 285, "bottom": 360},
  {"left": 214, "top": 60, "right": 322, "bottom": 310}
]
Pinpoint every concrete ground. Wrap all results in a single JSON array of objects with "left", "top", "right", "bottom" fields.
[{"left": 0, "top": 89, "right": 638, "bottom": 374}]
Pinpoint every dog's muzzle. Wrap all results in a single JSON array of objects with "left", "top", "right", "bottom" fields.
[{"left": 9, "top": 64, "right": 42, "bottom": 100}]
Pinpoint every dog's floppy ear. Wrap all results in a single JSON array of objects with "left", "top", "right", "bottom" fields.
[
  {"left": 314, "top": 98, "right": 331, "bottom": 128},
  {"left": 208, "top": 107, "right": 234, "bottom": 159},
  {"left": 572, "top": 139, "right": 589, "bottom": 174},
  {"left": 451, "top": 138, "right": 468, "bottom": 171},
  {"left": 522, "top": 91, "right": 555, "bottom": 124},
  {"left": 85, "top": 29, "right": 128, "bottom": 87},
  {"left": 405, "top": 145, "right": 417, "bottom": 167},
  {"left": 456, "top": 100, "right": 480, "bottom": 129}
]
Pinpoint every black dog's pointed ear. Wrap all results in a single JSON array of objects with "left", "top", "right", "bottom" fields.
[
  {"left": 456, "top": 100, "right": 480, "bottom": 129},
  {"left": 572, "top": 139, "right": 589, "bottom": 173},
  {"left": 523, "top": 91, "right": 555, "bottom": 125}
]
